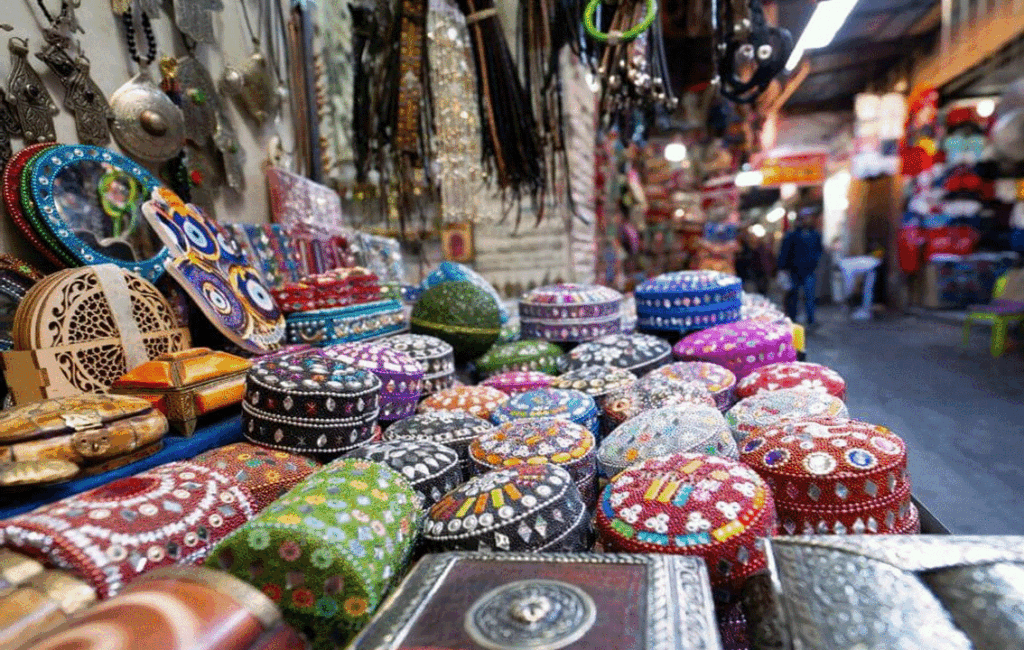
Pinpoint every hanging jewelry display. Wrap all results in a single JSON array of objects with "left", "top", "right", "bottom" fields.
[
  {"left": 6, "top": 37, "right": 58, "bottom": 144},
  {"left": 165, "top": 55, "right": 217, "bottom": 145},
  {"left": 221, "top": 0, "right": 280, "bottom": 125},
  {"left": 33, "top": 0, "right": 113, "bottom": 146},
  {"left": 314, "top": 0, "right": 354, "bottom": 180},
  {"left": 173, "top": 0, "right": 221, "bottom": 45},
  {"left": 427, "top": 0, "right": 483, "bottom": 225},
  {"left": 214, "top": 107, "right": 245, "bottom": 191},
  {"left": 108, "top": 7, "right": 185, "bottom": 163}
]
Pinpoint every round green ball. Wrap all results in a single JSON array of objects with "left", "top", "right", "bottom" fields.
[{"left": 411, "top": 281, "right": 501, "bottom": 360}]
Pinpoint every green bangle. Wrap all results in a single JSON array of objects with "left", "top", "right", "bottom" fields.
[{"left": 583, "top": 0, "right": 658, "bottom": 44}]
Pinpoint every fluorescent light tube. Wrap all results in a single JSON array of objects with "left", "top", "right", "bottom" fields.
[{"left": 785, "top": 0, "right": 859, "bottom": 71}]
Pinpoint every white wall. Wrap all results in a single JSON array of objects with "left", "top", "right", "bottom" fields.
[{"left": 0, "top": 1, "right": 294, "bottom": 265}]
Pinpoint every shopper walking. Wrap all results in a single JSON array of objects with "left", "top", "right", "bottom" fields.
[{"left": 778, "top": 208, "right": 824, "bottom": 325}]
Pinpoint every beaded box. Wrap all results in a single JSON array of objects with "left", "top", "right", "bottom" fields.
[
  {"left": 189, "top": 442, "right": 320, "bottom": 511},
  {"left": 601, "top": 375, "right": 717, "bottom": 434},
  {"left": 673, "top": 320, "right": 797, "bottom": 380},
  {"left": 480, "top": 369, "right": 554, "bottom": 395},
  {"left": 475, "top": 339, "right": 566, "bottom": 377},
  {"left": 284, "top": 299, "right": 406, "bottom": 346},
  {"left": 418, "top": 385, "right": 510, "bottom": 422},
  {"left": 242, "top": 353, "right": 381, "bottom": 455},
  {"left": 735, "top": 361, "right": 848, "bottom": 401},
  {"left": 410, "top": 281, "right": 501, "bottom": 360},
  {"left": 635, "top": 270, "right": 742, "bottom": 332},
  {"left": 491, "top": 388, "right": 600, "bottom": 436},
  {"left": 551, "top": 365, "right": 637, "bottom": 414},
  {"left": 377, "top": 334, "right": 455, "bottom": 395},
  {"left": 518, "top": 283, "right": 623, "bottom": 343},
  {"left": 565, "top": 333, "right": 672, "bottom": 376},
  {"left": 725, "top": 388, "right": 849, "bottom": 443},
  {"left": 322, "top": 342, "right": 425, "bottom": 421},
  {"left": 345, "top": 439, "right": 463, "bottom": 509},
  {"left": 382, "top": 411, "right": 497, "bottom": 474},
  {"left": 421, "top": 261, "right": 510, "bottom": 323},
  {"left": 646, "top": 362, "right": 738, "bottom": 411}
]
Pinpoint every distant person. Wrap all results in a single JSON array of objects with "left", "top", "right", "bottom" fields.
[
  {"left": 750, "top": 234, "right": 775, "bottom": 295},
  {"left": 778, "top": 208, "right": 824, "bottom": 325}
]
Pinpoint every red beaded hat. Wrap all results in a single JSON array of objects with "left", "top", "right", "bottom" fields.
[
  {"left": 596, "top": 453, "right": 776, "bottom": 592},
  {"left": 735, "top": 362, "right": 847, "bottom": 401},
  {"left": 739, "top": 418, "right": 912, "bottom": 536}
]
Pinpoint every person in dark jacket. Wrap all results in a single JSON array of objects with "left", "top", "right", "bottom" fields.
[{"left": 778, "top": 208, "right": 824, "bottom": 325}]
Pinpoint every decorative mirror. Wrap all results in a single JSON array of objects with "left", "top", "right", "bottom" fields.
[{"left": 27, "top": 145, "right": 168, "bottom": 282}]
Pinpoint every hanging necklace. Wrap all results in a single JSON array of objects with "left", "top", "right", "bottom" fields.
[
  {"left": 108, "top": 2, "right": 185, "bottom": 162},
  {"left": 6, "top": 30, "right": 58, "bottom": 145},
  {"left": 221, "top": 0, "right": 280, "bottom": 125},
  {"left": 32, "top": 0, "right": 113, "bottom": 145}
]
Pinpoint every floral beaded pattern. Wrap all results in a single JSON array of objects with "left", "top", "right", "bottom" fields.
[
  {"left": 596, "top": 453, "right": 776, "bottom": 590},
  {"left": 480, "top": 370, "right": 554, "bottom": 395},
  {"left": 475, "top": 340, "right": 565, "bottom": 376},
  {"left": 419, "top": 386, "right": 510, "bottom": 421},
  {"left": 207, "top": 459, "right": 420, "bottom": 650},
  {"left": 491, "top": 388, "right": 599, "bottom": 435},
  {"left": 673, "top": 320, "right": 797, "bottom": 380},
  {"left": 599, "top": 404, "right": 739, "bottom": 477},
  {"left": 190, "top": 442, "right": 321, "bottom": 511},
  {"left": 551, "top": 365, "right": 637, "bottom": 400},
  {"left": 344, "top": 439, "right": 463, "bottom": 508},
  {"left": 635, "top": 271, "right": 743, "bottom": 332},
  {"left": 736, "top": 361, "right": 848, "bottom": 401},
  {"left": 565, "top": 333, "right": 672, "bottom": 375},
  {"left": 726, "top": 388, "right": 850, "bottom": 443},
  {"left": 603, "top": 375, "right": 716, "bottom": 428},
  {"left": 323, "top": 342, "right": 425, "bottom": 420},
  {"left": 646, "top": 362, "right": 737, "bottom": 411}
]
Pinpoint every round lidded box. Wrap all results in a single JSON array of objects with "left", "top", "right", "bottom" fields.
[
  {"left": 190, "top": 442, "right": 321, "bottom": 511},
  {"left": 673, "top": 319, "right": 796, "bottom": 380},
  {"left": 646, "top": 362, "right": 737, "bottom": 412},
  {"left": 596, "top": 453, "right": 776, "bottom": 593},
  {"left": 421, "top": 261, "right": 510, "bottom": 323},
  {"left": 565, "top": 333, "right": 672, "bottom": 376},
  {"left": 382, "top": 410, "right": 496, "bottom": 474},
  {"left": 481, "top": 370, "right": 554, "bottom": 395},
  {"left": 726, "top": 387, "right": 849, "bottom": 443},
  {"left": 378, "top": 334, "right": 455, "bottom": 396},
  {"left": 735, "top": 361, "right": 847, "bottom": 401},
  {"left": 740, "top": 418, "right": 912, "bottom": 535},
  {"left": 491, "top": 388, "right": 599, "bottom": 436},
  {"left": 345, "top": 439, "right": 463, "bottom": 509},
  {"left": 243, "top": 352, "right": 381, "bottom": 455},
  {"left": 419, "top": 385, "right": 510, "bottom": 421},
  {"left": 599, "top": 404, "right": 739, "bottom": 478},
  {"left": 634, "top": 270, "right": 742, "bottom": 332},
  {"left": 422, "top": 464, "right": 590, "bottom": 553},
  {"left": 475, "top": 340, "right": 565, "bottom": 377},
  {"left": 469, "top": 418, "right": 598, "bottom": 507},
  {"left": 551, "top": 365, "right": 637, "bottom": 408},
  {"left": 518, "top": 283, "right": 623, "bottom": 343},
  {"left": 411, "top": 281, "right": 501, "bottom": 360},
  {"left": 322, "top": 342, "right": 425, "bottom": 421},
  {"left": 602, "top": 375, "right": 716, "bottom": 432}
]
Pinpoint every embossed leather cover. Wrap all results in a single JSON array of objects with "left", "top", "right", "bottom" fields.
[
  {"left": 747, "top": 536, "right": 1024, "bottom": 650},
  {"left": 348, "top": 552, "right": 723, "bottom": 650}
]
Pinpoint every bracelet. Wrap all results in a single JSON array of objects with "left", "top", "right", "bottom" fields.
[{"left": 583, "top": 0, "right": 657, "bottom": 43}]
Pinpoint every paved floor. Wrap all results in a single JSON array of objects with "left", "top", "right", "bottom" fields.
[{"left": 807, "top": 305, "right": 1024, "bottom": 534}]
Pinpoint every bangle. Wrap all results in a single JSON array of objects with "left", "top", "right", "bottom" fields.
[{"left": 583, "top": 0, "right": 658, "bottom": 44}]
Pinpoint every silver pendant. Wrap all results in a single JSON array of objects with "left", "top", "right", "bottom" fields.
[
  {"left": 213, "top": 116, "right": 245, "bottom": 191},
  {"left": 0, "top": 89, "right": 19, "bottom": 167},
  {"left": 6, "top": 38, "right": 58, "bottom": 144},
  {"left": 109, "top": 68, "right": 185, "bottom": 162},
  {"left": 176, "top": 56, "right": 218, "bottom": 144},
  {"left": 36, "top": 41, "right": 113, "bottom": 145},
  {"left": 221, "top": 50, "right": 280, "bottom": 124},
  {"left": 173, "top": 0, "right": 222, "bottom": 44}
]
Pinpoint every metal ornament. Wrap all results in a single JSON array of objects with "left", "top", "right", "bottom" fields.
[
  {"left": 36, "top": 40, "right": 113, "bottom": 145},
  {"left": 221, "top": 50, "right": 280, "bottom": 124},
  {"left": 214, "top": 113, "right": 245, "bottom": 191},
  {"left": 6, "top": 38, "right": 58, "bottom": 144},
  {"left": 109, "top": 69, "right": 186, "bottom": 162},
  {"left": 173, "top": 0, "right": 222, "bottom": 44},
  {"left": 174, "top": 56, "right": 218, "bottom": 144},
  {"left": 465, "top": 580, "right": 597, "bottom": 650},
  {"left": 0, "top": 89, "right": 21, "bottom": 167}
]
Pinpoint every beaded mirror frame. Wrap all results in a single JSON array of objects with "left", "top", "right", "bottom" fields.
[
  {"left": 27, "top": 145, "right": 169, "bottom": 282},
  {"left": 3, "top": 143, "right": 69, "bottom": 267}
]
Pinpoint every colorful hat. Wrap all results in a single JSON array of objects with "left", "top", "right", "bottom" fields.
[
  {"left": 421, "top": 261, "right": 509, "bottom": 323},
  {"left": 602, "top": 375, "right": 716, "bottom": 432},
  {"left": 284, "top": 299, "right": 407, "bottom": 346},
  {"left": 491, "top": 388, "right": 599, "bottom": 436},
  {"left": 378, "top": 334, "right": 455, "bottom": 396},
  {"left": 411, "top": 281, "right": 501, "bottom": 360},
  {"left": 739, "top": 418, "right": 912, "bottom": 535},
  {"left": 418, "top": 385, "right": 510, "bottom": 421},
  {"left": 422, "top": 464, "right": 590, "bottom": 553},
  {"left": 190, "top": 442, "right": 321, "bottom": 511},
  {"left": 644, "top": 362, "right": 738, "bottom": 411},
  {"left": 551, "top": 365, "right": 637, "bottom": 409},
  {"left": 344, "top": 439, "right": 463, "bottom": 509},
  {"left": 735, "top": 362, "right": 847, "bottom": 401},
  {"left": 480, "top": 370, "right": 554, "bottom": 395},
  {"left": 673, "top": 319, "right": 797, "bottom": 380},
  {"left": 322, "top": 342, "right": 425, "bottom": 421},
  {"left": 207, "top": 459, "right": 420, "bottom": 650},
  {"left": 470, "top": 418, "right": 598, "bottom": 507},
  {"left": 518, "top": 283, "right": 623, "bottom": 343},
  {"left": 596, "top": 453, "right": 776, "bottom": 593},
  {"left": 564, "top": 333, "right": 673, "bottom": 376},
  {"left": 599, "top": 404, "right": 739, "bottom": 478},
  {"left": 382, "top": 411, "right": 495, "bottom": 475},
  {"left": 726, "top": 388, "right": 849, "bottom": 443},
  {"left": 1, "top": 461, "right": 258, "bottom": 599},
  {"left": 474, "top": 340, "right": 565, "bottom": 377},
  {"left": 635, "top": 271, "right": 742, "bottom": 332},
  {"left": 243, "top": 353, "right": 381, "bottom": 455}
]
